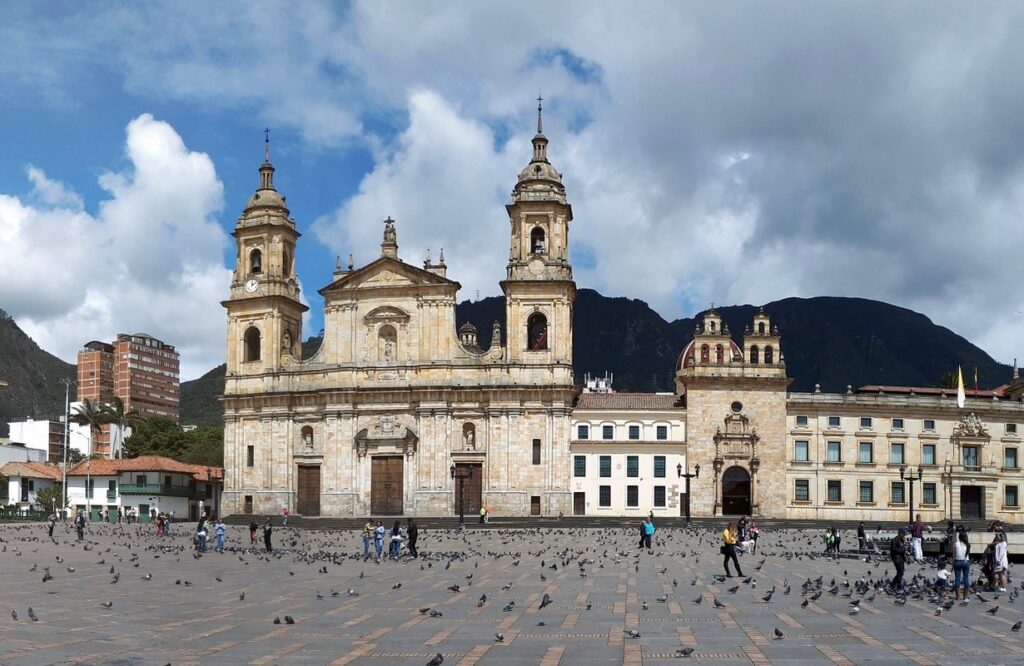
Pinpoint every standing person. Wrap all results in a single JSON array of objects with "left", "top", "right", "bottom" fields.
[
  {"left": 722, "top": 522, "right": 744, "bottom": 577},
  {"left": 890, "top": 527, "right": 908, "bottom": 592},
  {"left": 249, "top": 520, "right": 259, "bottom": 545},
  {"left": 911, "top": 514, "right": 925, "bottom": 562},
  {"left": 262, "top": 518, "right": 273, "bottom": 552},
  {"left": 832, "top": 527, "right": 842, "bottom": 553},
  {"left": 644, "top": 516, "right": 655, "bottom": 550},
  {"left": 282, "top": 508, "right": 288, "bottom": 527},
  {"left": 214, "top": 518, "right": 226, "bottom": 553},
  {"left": 944, "top": 521, "right": 956, "bottom": 558},
  {"left": 857, "top": 521, "right": 867, "bottom": 550},
  {"left": 479, "top": 506, "right": 486, "bottom": 524},
  {"left": 165, "top": 512, "right": 173, "bottom": 535},
  {"left": 117, "top": 508, "right": 123, "bottom": 525},
  {"left": 407, "top": 519, "right": 419, "bottom": 559},
  {"left": 638, "top": 518, "right": 648, "bottom": 549},
  {"left": 993, "top": 532, "right": 1009, "bottom": 592},
  {"left": 374, "top": 520, "right": 385, "bottom": 559},
  {"left": 737, "top": 517, "right": 748, "bottom": 543},
  {"left": 75, "top": 510, "right": 86, "bottom": 541},
  {"left": 47, "top": 514, "right": 56, "bottom": 539},
  {"left": 953, "top": 530, "right": 971, "bottom": 602},
  {"left": 390, "top": 521, "right": 402, "bottom": 558},
  {"left": 362, "top": 520, "right": 373, "bottom": 559},
  {"left": 196, "top": 518, "right": 208, "bottom": 553},
  {"left": 747, "top": 519, "right": 760, "bottom": 554}
]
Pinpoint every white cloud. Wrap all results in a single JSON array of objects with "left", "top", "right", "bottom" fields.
[{"left": 0, "top": 114, "right": 229, "bottom": 379}]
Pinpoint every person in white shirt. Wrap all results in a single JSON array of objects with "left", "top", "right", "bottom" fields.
[
  {"left": 953, "top": 531, "right": 971, "bottom": 602},
  {"left": 993, "top": 533, "right": 1010, "bottom": 592}
]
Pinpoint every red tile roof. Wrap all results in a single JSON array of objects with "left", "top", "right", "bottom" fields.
[
  {"left": 0, "top": 461, "right": 62, "bottom": 481},
  {"left": 66, "top": 455, "right": 222, "bottom": 480},
  {"left": 856, "top": 385, "right": 1003, "bottom": 398},
  {"left": 575, "top": 393, "right": 684, "bottom": 410}
]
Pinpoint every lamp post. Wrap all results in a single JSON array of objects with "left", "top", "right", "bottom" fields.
[
  {"left": 450, "top": 463, "right": 467, "bottom": 528},
  {"left": 60, "top": 377, "right": 74, "bottom": 521},
  {"left": 943, "top": 460, "right": 953, "bottom": 522},
  {"left": 900, "top": 464, "right": 923, "bottom": 527},
  {"left": 677, "top": 461, "right": 701, "bottom": 526},
  {"left": 86, "top": 460, "right": 92, "bottom": 522}
]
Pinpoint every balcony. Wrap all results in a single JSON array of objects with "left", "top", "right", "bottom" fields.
[
  {"left": 118, "top": 483, "right": 199, "bottom": 499},
  {"left": 106, "top": 491, "right": 116, "bottom": 500}
]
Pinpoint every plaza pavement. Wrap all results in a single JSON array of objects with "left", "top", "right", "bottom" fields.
[{"left": 0, "top": 521, "right": 1021, "bottom": 665}]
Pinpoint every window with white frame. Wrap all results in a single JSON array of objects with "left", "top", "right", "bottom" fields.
[
  {"left": 628, "top": 425, "right": 640, "bottom": 440},
  {"left": 890, "top": 442, "right": 905, "bottom": 465},
  {"left": 858, "top": 442, "right": 873, "bottom": 463},
  {"left": 794, "top": 440, "right": 809, "bottom": 461},
  {"left": 602, "top": 425, "right": 614, "bottom": 440},
  {"left": 826, "top": 441, "right": 841, "bottom": 462},
  {"left": 577, "top": 424, "right": 589, "bottom": 440}
]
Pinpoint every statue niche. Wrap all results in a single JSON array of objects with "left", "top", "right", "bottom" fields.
[
  {"left": 378, "top": 324, "right": 397, "bottom": 364},
  {"left": 462, "top": 423, "right": 476, "bottom": 451}
]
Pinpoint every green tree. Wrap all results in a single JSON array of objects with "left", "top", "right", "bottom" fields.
[
  {"left": 70, "top": 399, "right": 108, "bottom": 457},
  {"left": 936, "top": 371, "right": 958, "bottom": 389},
  {"left": 123, "top": 418, "right": 223, "bottom": 466},
  {"left": 34, "top": 484, "right": 66, "bottom": 514},
  {"left": 103, "top": 397, "right": 145, "bottom": 459}
]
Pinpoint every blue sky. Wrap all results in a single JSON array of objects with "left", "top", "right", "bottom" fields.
[{"left": 1, "top": 3, "right": 1022, "bottom": 379}]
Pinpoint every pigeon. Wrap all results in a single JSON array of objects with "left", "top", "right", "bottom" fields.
[
  {"left": 392, "top": 582, "right": 402, "bottom": 590},
  {"left": 625, "top": 629, "right": 641, "bottom": 638},
  {"left": 141, "top": 574, "right": 152, "bottom": 580},
  {"left": 477, "top": 594, "right": 487, "bottom": 608},
  {"left": 800, "top": 599, "right": 809, "bottom": 608},
  {"left": 1012, "top": 621, "right": 1022, "bottom": 632},
  {"left": 101, "top": 602, "right": 113, "bottom": 609},
  {"left": 728, "top": 585, "right": 739, "bottom": 594},
  {"left": 773, "top": 628, "right": 783, "bottom": 640},
  {"left": 692, "top": 596, "right": 703, "bottom": 604},
  {"left": 447, "top": 584, "right": 461, "bottom": 593},
  {"left": 849, "top": 606, "right": 860, "bottom": 615},
  {"left": 676, "top": 647, "right": 695, "bottom": 657},
  {"left": 494, "top": 632, "right": 504, "bottom": 642},
  {"left": 713, "top": 597, "right": 725, "bottom": 608},
  {"left": 27, "top": 607, "right": 37, "bottom": 622},
  {"left": 284, "top": 616, "right": 295, "bottom": 624},
  {"left": 539, "top": 593, "right": 553, "bottom": 609},
  {"left": 10, "top": 610, "right": 16, "bottom": 621},
  {"left": 430, "top": 610, "right": 444, "bottom": 618},
  {"left": 987, "top": 606, "right": 999, "bottom": 615},
  {"left": 239, "top": 592, "right": 245, "bottom": 601},
  {"left": 347, "top": 589, "right": 358, "bottom": 597},
  {"left": 426, "top": 654, "right": 444, "bottom": 666}
]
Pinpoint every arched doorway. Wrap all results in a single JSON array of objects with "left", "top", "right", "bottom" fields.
[{"left": 722, "top": 466, "right": 751, "bottom": 515}]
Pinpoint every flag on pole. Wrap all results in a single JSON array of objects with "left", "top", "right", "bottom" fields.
[
  {"left": 974, "top": 366, "right": 979, "bottom": 394},
  {"left": 956, "top": 365, "right": 966, "bottom": 409}
]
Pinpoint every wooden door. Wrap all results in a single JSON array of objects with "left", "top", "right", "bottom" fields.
[
  {"left": 573, "top": 492, "right": 586, "bottom": 515},
  {"left": 960, "top": 486, "right": 983, "bottom": 520},
  {"left": 297, "top": 465, "right": 321, "bottom": 517},
  {"left": 371, "top": 457, "right": 404, "bottom": 515},
  {"left": 454, "top": 464, "right": 482, "bottom": 516}
]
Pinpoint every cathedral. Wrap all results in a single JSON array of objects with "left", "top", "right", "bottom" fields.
[{"left": 222, "top": 107, "right": 1024, "bottom": 523}]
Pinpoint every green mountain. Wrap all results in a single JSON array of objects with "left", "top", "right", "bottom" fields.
[
  {"left": 172, "top": 292, "right": 1013, "bottom": 423},
  {"left": 0, "top": 310, "right": 76, "bottom": 436}
]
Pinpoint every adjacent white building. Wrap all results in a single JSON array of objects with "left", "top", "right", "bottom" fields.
[{"left": 1, "top": 461, "right": 62, "bottom": 509}]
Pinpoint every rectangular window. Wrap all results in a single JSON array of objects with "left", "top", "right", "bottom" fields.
[
  {"left": 653, "top": 456, "right": 666, "bottom": 478},
  {"left": 626, "top": 485, "right": 639, "bottom": 507},
  {"left": 827, "top": 480, "right": 842, "bottom": 502},
  {"left": 796, "top": 415, "right": 808, "bottom": 427},
  {"left": 654, "top": 486, "right": 666, "bottom": 507},
  {"left": 922, "top": 444, "right": 936, "bottom": 466},
  {"left": 599, "top": 456, "right": 611, "bottom": 478},
  {"left": 532, "top": 439, "right": 541, "bottom": 465},
  {"left": 599, "top": 485, "right": 611, "bottom": 507},
  {"left": 573, "top": 455, "right": 586, "bottom": 477},
  {"left": 1006, "top": 485, "right": 1019, "bottom": 508},
  {"left": 577, "top": 425, "right": 589, "bottom": 440},
  {"left": 794, "top": 479, "right": 810, "bottom": 501},
  {"left": 828, "top": 416, "right": 841, "bottom": 428},
  {"left": 891, "top": 482, "right": 905, "bottom": 504},
  {"left": 602, "top": 425, "right": 614, "bottom": 440},
  {"left": 794, "top": 440, "right": 809, "bottom": 461},
  {"left": 1005, "top": 448, "right": 1018, "bottom": 469},
  {"left": 626, "top": 455, "right": 639, "bottom": 478},
  {"left": 890, "top": 442, "right": 905, "bottom": 465},
  {"left": 1009, "top": 423, "right": 1019, "bottom": 435},
  {"left": 628, "top": 425, "right": 640, "bottom": 440},
  {"left": 136, "top": 474, "right": 147, "bottom": 486},
  {"left": 963, "top": 446, "right": 979, "bottom": 469},
  {"left": 656, "top": 425, "right": 668, "bottom": 440},
  {"left": 859, "top": 481, "right": 874, "bottom": 503},
  {"left": 826, "top": 441, "right": 841, "bottom": 462},
  {"left": 892, "top": 418, "right": 904, "bottom": 430},
  {"left": 922, "top": 482, "right": 937, "bottom": 505},
  {"left": 923, "top": 419, "right": 936, "bottom": 431},
  {"left": 246, "top": 445, "right": 254, "bottom": 467},
  {"left": 86, "top": 479, "right": 94, "bottom": 499},
  {"left": 860, "top": 417, "right": 872, "bottom": 429},
  {"left": 858, "top": 442, "right": 873, "bottom": 463}
]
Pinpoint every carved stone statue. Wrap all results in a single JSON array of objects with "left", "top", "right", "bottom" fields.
[
  {"left": 282, "top": 329, "right": 293, "bottom": 352},
  {"left": 384, "top": 338, "right": 394, "bottom": 360},
  {"left": 953, "top": 412, "right": 988, "bottom": 438},
  {"left": 303, "top": 429, "right": 313, "bottom": 449},
  {"left": 465, "top": 428, "right": 475, "bottom": 450},
  {"left": 383, "top": 217, "right": 397, "bottom": 243}
]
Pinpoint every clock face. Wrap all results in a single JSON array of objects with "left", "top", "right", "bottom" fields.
[{"left": 244, "top": 278, "right": 260, "bottom": 293}]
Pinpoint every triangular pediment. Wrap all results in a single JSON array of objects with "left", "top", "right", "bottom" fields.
[{"left": 319, "top": 256, "right": 460, "bottom": 295}]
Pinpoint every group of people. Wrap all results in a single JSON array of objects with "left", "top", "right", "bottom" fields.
[
  {"left": 193, "top": 516, "right": 227, "bottom": 553},
  {"left": 362, "top": 519, "right": 419, "bottom": 560},
  {"left": 248, "top": 518, "right": 275, "bottom": 551}
]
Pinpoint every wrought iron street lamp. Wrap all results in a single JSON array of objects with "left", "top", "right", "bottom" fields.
[
  {"left": 900, "top": 464, "right": 924, "bottom": 527},
  {"left": 677, "top": 462, "right": 701, "bottom": 526}
]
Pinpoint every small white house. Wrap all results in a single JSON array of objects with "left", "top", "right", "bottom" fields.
[
  {"left": 66, "top": 455, "right": 223, "bottom": 522},
  {"left": 1, "top": 462, "right": 62, "bottom": 509}
]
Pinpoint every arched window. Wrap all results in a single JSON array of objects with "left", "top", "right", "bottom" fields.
[
  {"left": 244, "top": 327, "right": 261, "bottom": 361},
  {"left": 531, "top": 227, "right": 546, "bottom": 254},
  {"left": 283, "top": 249, "right": 290, "bottom": 276},
  {"left": 249, "top": 248, "right": 262, "bottom": 274},
  {"left": 700, "top": 344, "right": 710, "bottom": 363},
  {"left": 300, "top": 425, "right": 314, "bottom": 449},
  {"left": 378, "top": 324, "right": 397, "bottom": 362},
  {"left": 758, "top": 321, "right": 766, "bottom": 334},
  {"left": 709, "top": 321, "right": 716, "bottom": 332},
  {"left": 527, "top": 313, "right": 548, "bottom": 350},
  {"left": 715, "top": 344, "right": 724, "bottom": 364},
  {"left": 462, "top": 423, "right": 476, "bottom": 450},
  {"left": 764, "top": 345, "right": 774, "bottom": 365},
  {"left": 749, "top": 345, "right": 759, "bottom": 364}
]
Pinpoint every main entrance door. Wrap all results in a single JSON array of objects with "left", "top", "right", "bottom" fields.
[
  {"left": 960, "top": 486, "right": 984, "bottom": 520},
  {"left": 297, "top": 465, "right": 321, "bottom": 517},
  {"left": 722, "top": 466, "right": 752, "bottom": 515},
  {"left": 454, "top": 463, "right": 482, "bottom": 517},
  {"left": 371, "top": 456, "right": 404, "bottom": 515},
  {"left": 573, "top": 492, "right": 586, "bottom": 515}
]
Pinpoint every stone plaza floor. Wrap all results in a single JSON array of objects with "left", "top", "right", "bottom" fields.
[{"left": 0, "top": 522, "right": 1022, "bottom": 665}]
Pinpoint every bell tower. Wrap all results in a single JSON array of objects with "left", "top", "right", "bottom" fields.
[
  {"left": 501, "top": 98, "right": 576, "bottom": 365},
  {"left": 222, "top": 132, "right": 308, "bottom": 375}
]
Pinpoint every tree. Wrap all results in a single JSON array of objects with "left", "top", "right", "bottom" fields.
[
  {"left": 103, "top": 397, "right": 145, "bottom": 459},
  {"left": 123, "top": 418, "right": 223, "bottom": 466},
  {"left": 70, "top": 399, "right": 108, "bottom": 457},
  {"left": 34, "top": 484, "right": 65, "bottom": 514},
  {"left": 936, "top": 372, "right": 958, "bottom": 389}
]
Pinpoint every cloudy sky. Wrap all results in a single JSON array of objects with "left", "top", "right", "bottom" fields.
[{"left": 1, "top": 2, "right": 1022, "bottom": 379}]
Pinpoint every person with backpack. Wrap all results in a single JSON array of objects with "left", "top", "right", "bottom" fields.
[{"left": 890, "top": 527, "right": 908, "bottom": 592}]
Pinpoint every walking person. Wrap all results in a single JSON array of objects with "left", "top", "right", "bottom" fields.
[
  {"left": 721, "top": 522, "right": 744, "bottom": 577},
  {"left": 911, "top": 514, "right": 925, "bottom": 562},
  {"left": 249, "top": 520, "right": 259, "bottom": 546},
  {"left": 362, "top": 519, "right": 373, "bottom": 559},
  {"left": 407, "top": 519, "right": 418, "bottom": 558},
  {"left": 643, "top": 516, "right": 655, "bottom": 550},
  {"left": 374, "top": 520, "right": 385, "bottom": 560},
  {"left": 857, "top": 521, "right": 867, "bottom": 550},
  {"left": 890, "top": 527, "right": 908, "bottom": 593},
  {"left": 282, "top": 508, "right": 288, "bottom": 527},
  {"left": 75, "top": 510, "right": 86, "bottom": 541},
  {"left": 638, "top": 518, "right": 648, "bottom": 549},
  {"left": 953, "top": 530, "right": 972, "bottom": 602},
  {"left": 214, "top": 518, "right": 226, "bottom": 553},
  {"left": 993, "top": 532, "right": 1009, "bottom": 592},
  {"left": 262, "top": 518, "right": 273, "bottom": 552},
  {"left": 117, "top": 508, "right": 123, "bottom": 525},
  {"left": 47, "top": 514, "right": 56, "bottom": 539}
]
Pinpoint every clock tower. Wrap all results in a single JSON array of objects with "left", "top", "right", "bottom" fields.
[
  {"left": 222, "top": 135, "right": 307, "bottom": 376},
  {"left": 501, "top": 98, "right": 575, "bottom": 366}
]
